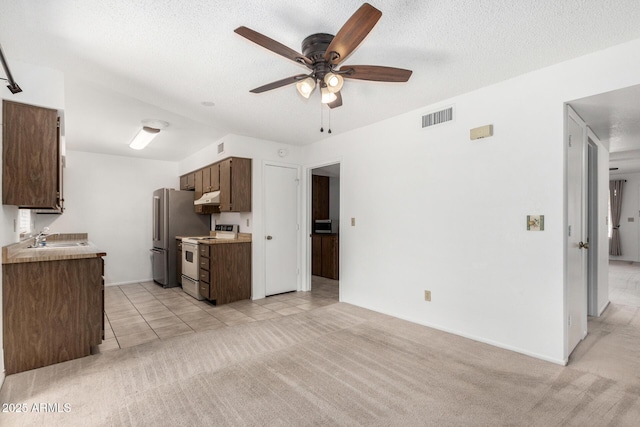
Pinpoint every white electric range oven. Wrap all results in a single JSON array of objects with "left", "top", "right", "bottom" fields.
[{"left": 181, "top": 237, "right": 203, "bottom": 300}]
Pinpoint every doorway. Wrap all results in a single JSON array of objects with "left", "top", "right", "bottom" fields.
[{"left": 308, "top": 162, "right": 340, "bottom": 300}]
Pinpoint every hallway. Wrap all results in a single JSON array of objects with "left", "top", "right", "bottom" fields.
[{"left": 568, "top": 262, "right": 640, "bottom": 382}]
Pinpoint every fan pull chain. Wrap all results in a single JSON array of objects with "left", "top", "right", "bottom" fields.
[{"left": 319, "top": 105, "right": 333, "bottom": 133}]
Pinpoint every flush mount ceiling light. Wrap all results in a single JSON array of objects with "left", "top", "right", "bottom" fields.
[{"left": 129, "top": 120, "right": 169, "bottom": 150}]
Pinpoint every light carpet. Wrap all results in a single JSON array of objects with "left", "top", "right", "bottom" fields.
[{"left": 1, "top": 302, "right": 639, "bottom": 426}]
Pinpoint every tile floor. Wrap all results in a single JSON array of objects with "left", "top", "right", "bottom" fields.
[{"left": 98, "top": 276, "right": 339, "bottom": 352}]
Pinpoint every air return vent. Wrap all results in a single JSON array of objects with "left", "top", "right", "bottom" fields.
[
  {"left": 217, "top": 142, "right": 225, "bottom": 154},
  {"left": 422, "top": 106, "right": 453, "bottom": 128}
]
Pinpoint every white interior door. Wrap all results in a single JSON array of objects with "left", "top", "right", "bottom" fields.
[
  {"left": 264, "top": 164, "right": 299, "bottom": 296},
  {"left": 567, "top": 109, "right": 588, "bottom": 356}
]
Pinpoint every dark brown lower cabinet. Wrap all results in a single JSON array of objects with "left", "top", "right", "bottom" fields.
[
  {"left": 198, "top": 242, "right": 251, "bottom": 304},
  {"left": 2, "top": 256, "right": 105, "bottom": 375},
  {"left": 311, "top": 234, "right": 339, "bottom": 280}
]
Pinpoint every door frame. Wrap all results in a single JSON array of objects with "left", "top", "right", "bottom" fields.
[
  {"left": 565, "top": 105, "right": 603, "bottom": 360},
  {"left": 262, "top": 160, "right": 302, "bottom": 297},
  {"left": 587, "top": 135, "right": 599, "bottom": 316},
  {"left": 565, "top": 105, "right": 588, "bottom": 359},
  {"left": 302, "top": 158, "right": 342, "bottom": 294}
]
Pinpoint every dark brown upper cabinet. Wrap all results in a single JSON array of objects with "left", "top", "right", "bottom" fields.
[
  {"left": 203, "top": 164, "right": 220, "bottom": 193},
  {"left": 2, "top": 100, "right": 63, "bottom": 212},
  {"left": 182, "top": 156, "right": 251, "bottom": 214},
  {"left": 312, "top": 175, "right": 330, "bottom": 221},
  {"left": 180, "top": 173, "right": 195, "bottom": 190},
  {"left": 219, "top": 157, "right": 251, "bottom": 212}
]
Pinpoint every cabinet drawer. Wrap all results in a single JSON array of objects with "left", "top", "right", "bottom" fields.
[
  {"left": 199, "top": 245, "right": 210, "bottom": 258},
  {"left": 199, "top": 269, "right": 210, "bottom": 283},
  {"left": 199, "top": 258, "right": 209, "bottom": 270},
  {"left": 199, "top": 281, "right": 209, "bottom": 299}
]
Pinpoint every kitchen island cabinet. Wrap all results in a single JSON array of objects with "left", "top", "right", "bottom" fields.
[
  {"left": 2, "top": 236, "right": 106, "bottom": 375},
  {"left": 2, "top": 99, "right": 64, "bottom": 212}
]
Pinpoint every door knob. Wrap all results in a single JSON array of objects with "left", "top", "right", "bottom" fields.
[
  {"left": 266, "top": 235, "right": 273, "bottom": 240},
  {"left": 578, "top": 241, "right": 590, "bottom": 249}
]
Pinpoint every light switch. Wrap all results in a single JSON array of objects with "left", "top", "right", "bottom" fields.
[
  {"left": 351, "top": 217, "right": 356, "bottom": 226},
  {"left": 527, "top": 215, "right": 544, "bottom": 231},
  {"left": 628, "top": 217, "right": 635, "bottom": 222}
]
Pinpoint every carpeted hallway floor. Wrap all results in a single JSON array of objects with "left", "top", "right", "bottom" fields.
[{"left": 1, "top": 265, "right": 639, "bottom": 426}]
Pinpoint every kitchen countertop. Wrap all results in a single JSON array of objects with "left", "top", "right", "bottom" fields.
[
  {"left": 2, "top": 233, "right": 107, "bottom": 265},
  {"left": 177, "top": 232, "right": 252, "bottom": 244}
]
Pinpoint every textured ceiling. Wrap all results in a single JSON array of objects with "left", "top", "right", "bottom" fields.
[
  {"left": 2, "top": 0, "right": 640, "bottom": 161},
  {"left": 570, "top": 84, "right": 640, "bottom": 174}
]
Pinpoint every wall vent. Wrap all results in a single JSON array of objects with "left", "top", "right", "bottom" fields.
[
  {"left": 217, "top": 142, "right": 224, "bottom": 154},
  {"left": 422, "top": 106, "right": 453, "bottom": 128}
]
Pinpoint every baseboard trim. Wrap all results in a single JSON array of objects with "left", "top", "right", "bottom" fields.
[
  {"left": 105, "top": 279, "right": 154, "bottom": 287},
  {"left": 347, "top": 301, "right": 567, "bottom": 366},
  {"left": 598, "top": 300, "right": 611, "bottom": 316}
]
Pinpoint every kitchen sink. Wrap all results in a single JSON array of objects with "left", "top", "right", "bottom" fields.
[{"left": 29, "top": 242, "right": 89, "bottom": 249}]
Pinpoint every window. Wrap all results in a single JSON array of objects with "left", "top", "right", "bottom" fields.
[{"left": 18, "top": 209, "right": 32, "bottom": 236}]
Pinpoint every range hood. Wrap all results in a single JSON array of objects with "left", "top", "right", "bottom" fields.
[{"left": 194, "top": 191, "right": 221, "bottom": 206}]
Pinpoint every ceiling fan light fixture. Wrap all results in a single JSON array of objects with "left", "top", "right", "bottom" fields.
[
  {"left": 324, "top": 72, "right": 343, "bottom": 93},
  {"left": 321, "top": 86, "right": 337, "bottom": 104},
  {"left": 296, "top": 77, "right": 316, "bottom": 98}
]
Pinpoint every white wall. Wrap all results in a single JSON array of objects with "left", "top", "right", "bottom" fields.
[
  {"left": 0, "top": 61, "right": 65, "bottom": 384},
  {"left": 595, "top": 137, "right": 610, "bottom": 316},
  {"left": 609, "top": 173, "right": 640, "bottom": 262},
  {"left": 35, "top": 151, "right": 179, "bottom": 284},
  {"left": 179, "top": 134, "right": 303, "bottom": 300},
  {"left": 300, "top": 38, "right": 640, "bottom": 364}
]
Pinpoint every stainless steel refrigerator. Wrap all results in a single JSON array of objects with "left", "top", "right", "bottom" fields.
[{"left": 151, "top": 188, "right": 210, "bottom": 287}]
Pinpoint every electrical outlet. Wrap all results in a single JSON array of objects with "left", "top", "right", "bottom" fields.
[
  {"left": 246, "top": 218, "right": 250, "bottom": 227},
  {"left": 424, "top": 290, "right": 431, "bottom": 302}
]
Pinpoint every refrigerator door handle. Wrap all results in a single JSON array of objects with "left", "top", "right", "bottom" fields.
[
  {"left": 150, "top": 248, "right": 163, "bottom": 253},
  {"left": 153, "top": 195, "right": 161, "bottom": 242}
]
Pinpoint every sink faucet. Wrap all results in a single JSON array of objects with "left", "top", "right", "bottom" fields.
[{"left": 33, "top": 227, "right": 58, "bottom": 247}]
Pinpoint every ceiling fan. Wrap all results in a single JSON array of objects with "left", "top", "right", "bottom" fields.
[{"left": 234, "top": 2, "right": 412, "bottom": 109}]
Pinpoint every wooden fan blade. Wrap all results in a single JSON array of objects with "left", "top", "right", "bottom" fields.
[
  {"left": 324, "top": 3, "right": 382, "bottom": 65},
  {"left": 342, "top": 65, "right": 412, "bottom": 82},
  {"left": 328, "top": 91, "right": 343, "bottom": 109},
  {"left": 250, "top": 75, "right": 308, "bottom": 93},
  {"left": 235, "top": 26, "right": 312, "bottom": 66}
]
